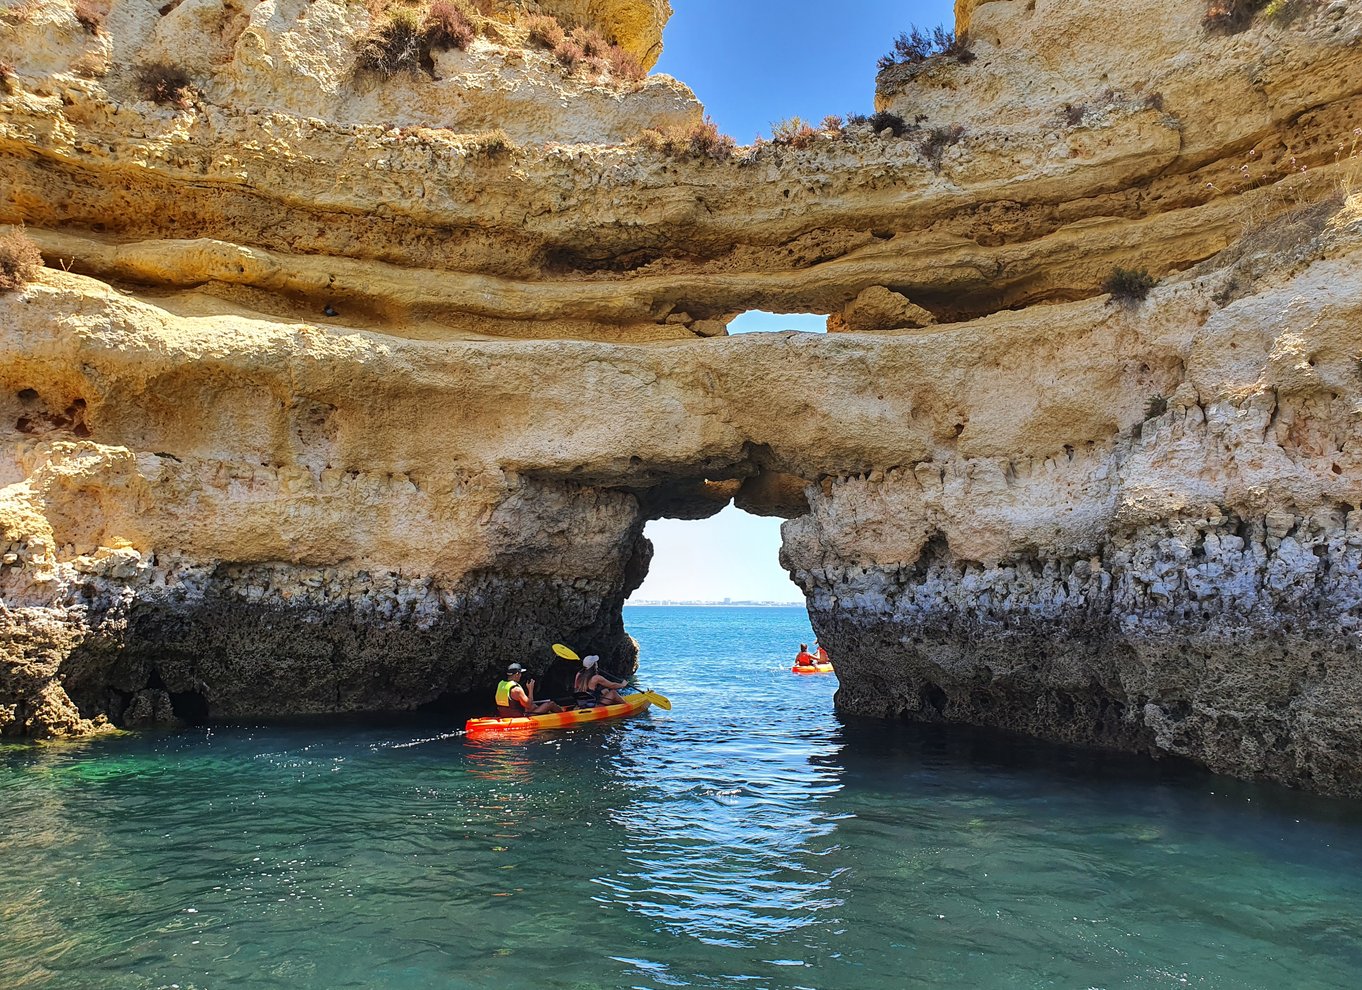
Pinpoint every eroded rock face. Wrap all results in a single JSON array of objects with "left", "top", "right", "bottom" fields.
[{"left": 2, "top": 0, "right": 1362, "bottom": 794}]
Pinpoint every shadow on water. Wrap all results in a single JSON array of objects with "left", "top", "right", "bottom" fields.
[{"left": 833, "top": 714, "right": 1362, "bottom": 828}]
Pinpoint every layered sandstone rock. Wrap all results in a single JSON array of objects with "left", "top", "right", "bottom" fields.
[{"left": 3, "top": 0, "right": 1362, "bottom": 794}]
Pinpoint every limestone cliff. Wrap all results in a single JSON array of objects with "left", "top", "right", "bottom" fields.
[{"left": 3, "top": 0, "right": 1362, "bottom": 794}]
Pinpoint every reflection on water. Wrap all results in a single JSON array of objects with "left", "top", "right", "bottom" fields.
[{"left": 2, "top": 606, "right": 1362, "bottom": 989}]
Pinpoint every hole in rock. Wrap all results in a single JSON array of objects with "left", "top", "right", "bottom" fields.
[
  {"left": 727, "top": 311, "right": 828, "bottom": 335},
  {"left": 629, "top": 503, "right": 804, "bottom": 607}
]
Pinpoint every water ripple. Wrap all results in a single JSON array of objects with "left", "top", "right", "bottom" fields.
[{"left": 3, "top": 607, "right": 1362, "bottom": 989}]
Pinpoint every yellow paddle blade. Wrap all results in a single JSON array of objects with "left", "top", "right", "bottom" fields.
[
  {"left": 643, "top": 690, "right": 672, "bottom": 711},
  {"left": 551, "top": 643, "right": 581, "bottom": 661}
]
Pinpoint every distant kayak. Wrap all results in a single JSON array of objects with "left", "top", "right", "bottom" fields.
[
  {"left": 465, "top": 693, "right": 653, "bottom": 737},
  {"left": 791, "top": 662, "right": 835, "bottom": 675}
]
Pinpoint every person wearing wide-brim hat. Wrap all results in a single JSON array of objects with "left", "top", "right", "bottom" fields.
[
  {"left": 573, "top": 655, "right": 627, "bottom": 707},
  {"left": 495, "top": 663, "right": 563, "bottom": 717}
]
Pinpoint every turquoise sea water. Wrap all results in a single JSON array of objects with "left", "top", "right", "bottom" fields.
[{"left": 3, "top": 605, "right": 1362, "bottom": 989}]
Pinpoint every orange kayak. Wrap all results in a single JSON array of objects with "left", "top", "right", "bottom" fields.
[
  {"left": 792, "top": 662, "right": 835, "bottom": 675},
  {"left": 465, "top": 693, "right": 653, "bottom": 737}
]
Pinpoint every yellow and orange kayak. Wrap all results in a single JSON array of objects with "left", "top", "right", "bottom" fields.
[
  {"left": 791, "top": 662, "right": 835, "bottom": 675},
  {"left": 465, "top": 693, "right": 653, "bottom": 737}
]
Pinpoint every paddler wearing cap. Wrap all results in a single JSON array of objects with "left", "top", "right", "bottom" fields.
[
  {"left": 573, "top": 655, "right": 627, "bottom": 708},
  {"left": 495, "top": 663, "right": 564, "bottom": 717}
]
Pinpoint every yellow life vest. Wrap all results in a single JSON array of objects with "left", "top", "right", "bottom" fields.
[{"left": 495, "top": 679, "right": 517, "bottom": 708}]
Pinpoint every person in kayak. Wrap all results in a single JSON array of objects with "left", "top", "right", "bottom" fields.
[
  {"left": 794, "top": 644, "right": 817, "bottom": 667},
  {"left": 814, "top": 642, "right": 829, "bottom": 663},
  {"left": 574, "top": 655, "right": 627, "bottom": 707},
  {"left": 496, "top": 663, "right": 563, "bottom": 717}
]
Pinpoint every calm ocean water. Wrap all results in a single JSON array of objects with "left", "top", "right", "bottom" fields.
[{"left": 2, "top": 605, "right": 1361, "bottom": 989}]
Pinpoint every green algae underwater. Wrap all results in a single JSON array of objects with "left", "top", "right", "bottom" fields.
[{"left": 3, "top": 606, "right": 1361, "bottom": 989}]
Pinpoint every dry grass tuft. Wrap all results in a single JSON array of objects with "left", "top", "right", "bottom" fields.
[
  {"left": 0, "top": 229, "right": 43, "bottom": 293},
  {"left": 358, "top": 8, "right": 426, "bottom": 76}
]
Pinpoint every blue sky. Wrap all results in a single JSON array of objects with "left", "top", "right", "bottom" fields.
[
  {"left": 631, "top": 0, "right": 956, "bottom": 603},
  {"left": 654, "top": 0, "right": 958, "bottom": 143}
]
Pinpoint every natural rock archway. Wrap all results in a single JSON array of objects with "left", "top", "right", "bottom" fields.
[{"left": 3, "top": 0, "right": 1362, "bottom": 794}]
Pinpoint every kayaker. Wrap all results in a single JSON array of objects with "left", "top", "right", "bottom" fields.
[
  {"left": 574, "top": 655, "right": 627, "bottom": 707},
  {"left": 814, "top": 642, "right": 829, "bottom": 663},
  {"left": 496, "top": 663, "right": 563, "bottom": 717},
  {"left": 794, "top": 644, "right": 817, "bottom": 667}
]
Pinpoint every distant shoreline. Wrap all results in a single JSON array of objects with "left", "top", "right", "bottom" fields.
[{"left": 626, "top": 601, "right": 805, "bottom": 607}]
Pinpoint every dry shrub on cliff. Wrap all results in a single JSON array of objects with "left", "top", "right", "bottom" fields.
[
  {"left": 135, "top": 62, "right": 194, "bottom": 108},
  {"left": 0, "top": 229, "right": 43, "bottom": 293},
  {"left": 846, "top": 110, "right": 913, "bottom": 138},
  {"left": 426, "top": 0, "right": 475, "bottom": 50},
  {"left": 771, "top": 116, "right": 819, "bottom": 149},
  {"left": 524, "top": 13, "right": 565, "bottom": 49},
  {"left": 359, "top": 2, "right": 478, "bottom": 78},
  {"left": 521, "top": 12, "right": 643, "bottom": 84},
  {"left": 919, "top": 124, "right": 965, "bottom": 169},
  {"left": 606, "top": 46, "right": 645, "bottom": 82},
  {"left": 359, "top": 8, "right": 428, "bottom": 76},
  {"left": 878, "top": 24, "right": 974, "bottom": 70},
  {"left": 570, "top": 25, "right": 609, "bottom": 59},
  {"left": 637, "top": 117, "right": 736, "bottom": 162},
  {"left": 552, "top": 36, "right": 585, "bottom": 69},
  {"left": 1102, "top": 266, "right": 1157, "bottom": 303}
]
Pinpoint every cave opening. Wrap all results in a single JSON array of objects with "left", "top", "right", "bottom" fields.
[
  {"left": 621, "top": 493, "right": 823, "bottom": 682},
  {"left": 629, "top": 502, "right": 803, "bottom": 607}
]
